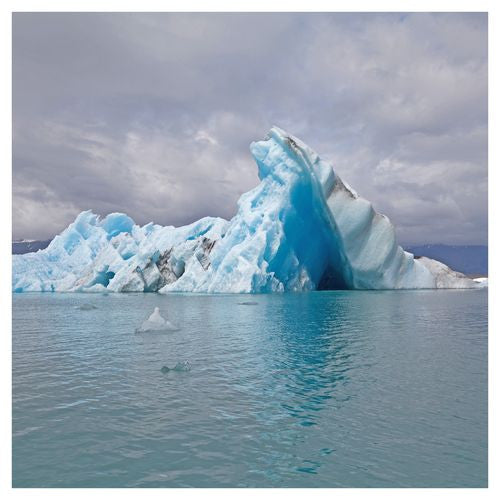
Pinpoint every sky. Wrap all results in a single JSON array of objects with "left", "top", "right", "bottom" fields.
[{"left": 12, "top": 12, "right": 487, "bottom": 245}]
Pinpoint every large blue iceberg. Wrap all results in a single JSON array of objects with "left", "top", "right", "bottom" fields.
[{"left": 13, "top": 127, "right": 483, "bottom": 293}]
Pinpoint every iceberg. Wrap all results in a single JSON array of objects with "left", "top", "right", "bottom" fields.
[
  {"left": 135, "top": 307, "right": 179, "bottom": 333},
  {"left": 12, "top": 127, "right": 481, "bottom": 293}
]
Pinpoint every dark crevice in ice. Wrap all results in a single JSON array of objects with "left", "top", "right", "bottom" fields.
[{"left": 317, "top": 265, "right": 349, "bottom": 291}]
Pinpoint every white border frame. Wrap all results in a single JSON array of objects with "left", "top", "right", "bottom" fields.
[{"left": 1, "top": 2, "right": 496, "bottom": 499}]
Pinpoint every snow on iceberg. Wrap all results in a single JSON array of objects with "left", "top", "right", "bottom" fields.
[{"left": 12, "top": 126, "right": 481, "bottom": 293}]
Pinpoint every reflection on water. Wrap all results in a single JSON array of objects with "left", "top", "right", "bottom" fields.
[{"left": 13, "top": 290, "right": 487, "bottom": 487}]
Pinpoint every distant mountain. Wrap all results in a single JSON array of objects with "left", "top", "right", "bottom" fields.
[
  {"left": 12, "top": 239, "right": 51, "bottom": 255},
  {"left": 404, "top": 245, "right": 488, "bottom": 276}
]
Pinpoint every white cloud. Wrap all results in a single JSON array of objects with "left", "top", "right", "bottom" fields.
[{"left": 12, "top": 13, "right": 487, "bottom": 244}]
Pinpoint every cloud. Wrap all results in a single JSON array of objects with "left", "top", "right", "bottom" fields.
[{"left": 12, "top": 13, "right": 487, "bottom": 244}]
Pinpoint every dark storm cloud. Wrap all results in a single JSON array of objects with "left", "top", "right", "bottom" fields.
[{"left": 13, "top": 12, "right": 487, "bottom": 244}]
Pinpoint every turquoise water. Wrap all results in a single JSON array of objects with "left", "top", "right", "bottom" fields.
[{"left": 12, "top": 290, "right": 487, "bottom": 487}]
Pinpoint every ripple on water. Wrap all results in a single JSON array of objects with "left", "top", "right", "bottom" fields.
[{"left": 12, "top": 290, "right": 487, "bottom": 487}]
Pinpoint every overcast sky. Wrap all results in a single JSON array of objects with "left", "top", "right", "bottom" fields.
[{"left": 13, "top": 12, "right": 487, "bottom": 244}]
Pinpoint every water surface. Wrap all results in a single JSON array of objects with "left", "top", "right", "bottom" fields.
[{"left": 12, "top": 290, "right": 487, "bottom": 487}]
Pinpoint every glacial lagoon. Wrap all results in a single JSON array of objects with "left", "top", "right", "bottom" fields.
[{"left": 12, "top": 290, "right": 487, "bottom": 487}]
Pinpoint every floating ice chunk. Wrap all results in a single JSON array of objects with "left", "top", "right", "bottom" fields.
[
  {"left": 160, "top": 361, "right": 191, "bottom": 373},
  {"left": 473, "top": 277, "right": 488, "bottom": 287},
  {"left": 135, "top": 307, "right": 179, "bottom": 333},
  {"left": 172, "top": 361, "right": 191, "bottom": 372},
  {"left": 77, "top": 303, "right": 97, "bottom": 310}
]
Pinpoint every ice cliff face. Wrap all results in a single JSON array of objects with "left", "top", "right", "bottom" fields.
[{"left": 12, "top": 127, "right": 480, "bottom": 293}]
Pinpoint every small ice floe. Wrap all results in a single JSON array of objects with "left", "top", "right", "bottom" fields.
[
  {"left": 135, "top": 307, "right": 179, "bottom": 333},
  {"left": 237, "top": 301, "right": 259, "bottom": 306},
  {"left": 77, "top": 303, "right": 98, "bottom": 311},
  {"left": 473, "top": 277, "right": 488, "bottom": 288},
  {"left": 161, "top": 361, "right": 191, "bottom": 373},
  {"left": 173, "top": 361, "right": 191, "bottom": 372}
]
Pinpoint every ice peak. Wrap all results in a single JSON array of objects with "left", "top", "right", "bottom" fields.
[{"left": 100, "top": 213, "right": 135, "bottom": 238}]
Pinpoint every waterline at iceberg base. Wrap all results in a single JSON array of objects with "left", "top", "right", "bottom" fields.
[{"left": 12, "top": 127, "right": 482, "bottom": 293}]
